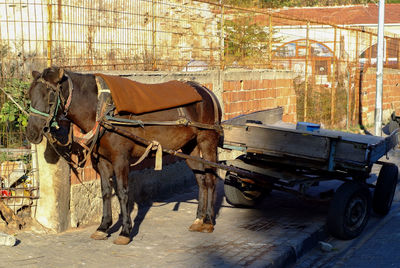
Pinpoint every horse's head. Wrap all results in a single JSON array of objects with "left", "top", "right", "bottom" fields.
[{"left": 26, "top": 67, "right": 68, "bottom": 144}]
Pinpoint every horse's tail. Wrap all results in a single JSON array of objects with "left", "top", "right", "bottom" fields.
[
  {"left": 186, "top": 81, "right": 223, "bottom": 149},
  {"left": 185, "top": 81, "right": 222, "bottom": 126}
]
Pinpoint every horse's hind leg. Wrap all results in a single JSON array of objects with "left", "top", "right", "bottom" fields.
[
  {"left": 184, "top": 145, "right": 208, "bottom": 232},
  {"left": 185, "top": 133, "right": 218, "bottom": 233},
  {"left": 90, "top": 158, "right": 114, "bottom": 240}
]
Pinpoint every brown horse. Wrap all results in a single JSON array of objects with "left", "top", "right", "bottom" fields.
[{"left": 26, "top": 67, "right": 222, "bottom": 245}]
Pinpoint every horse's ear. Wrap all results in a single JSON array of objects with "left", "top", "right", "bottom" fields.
[
  {"left": 56, "top": 67, "right": 64, "bottom": 81},
  {"left": 32, "top": 70, "right": 41, "bottom": 79},
  {"left": 43, "top": 66, "right": 65, "bottom": 83}
]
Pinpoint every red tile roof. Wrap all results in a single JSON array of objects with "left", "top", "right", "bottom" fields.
[{"left": 265, "top": 4, "right": 400, "bottom": 26}]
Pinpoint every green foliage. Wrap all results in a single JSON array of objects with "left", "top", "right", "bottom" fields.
[
  {"left": 295, "top": 78, "right": 349, "bottom": 128},
  {"left": 224, "top": 17, "right": 280, "bottom": 66},
  {"left": 0, "top": 79, "right": 30, "bottom": 147},
  {"left": 0, "top": 151, "right": 31, "bottom": 164}
]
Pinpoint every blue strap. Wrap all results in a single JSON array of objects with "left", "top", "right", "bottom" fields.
[
  {"left": 29, "top": 96, "right": 61, "bottom": 128},
  {"left": 29, "top": 106, "right": 50, "bottom": 117}
]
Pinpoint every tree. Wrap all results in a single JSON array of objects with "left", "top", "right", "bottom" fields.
[{"left": 224, "top": 17, "right": 280, "bottom": 67}]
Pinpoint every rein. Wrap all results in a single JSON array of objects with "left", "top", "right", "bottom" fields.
[{"left": 104, "top": 115, "right": 223, "bottom": 133}]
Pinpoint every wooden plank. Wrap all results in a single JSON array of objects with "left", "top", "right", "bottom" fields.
[
  {"left": 334, "top": 141, "right": 368, "bottom": 164},
  {"left": 223, "top": 124, "right": 331, "bottom": 160},
  {"left": 222, "top": 120, "right": 396, "bottom": 170}
]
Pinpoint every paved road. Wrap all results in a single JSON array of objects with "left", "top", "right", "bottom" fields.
[
  {"left": 332, "top": 209, "right": 400, "bottom": 268},
  {"left": 293, "top": 150, "right": 400, "bottom": 268},
  {"left": 1, "top": 180, "right": 328, "bottom": 268},
  {"left": 3, "top": 150, "right": 400, "bottom": 268},
  {"left": 293, "top": 198, "right": 400, "bottom": 268}
]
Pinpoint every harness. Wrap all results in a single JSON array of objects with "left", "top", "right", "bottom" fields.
[{"left": 29, "top": 72, "right": 222, "bottom": 170}]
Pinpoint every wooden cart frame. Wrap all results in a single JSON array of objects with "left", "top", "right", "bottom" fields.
[{"left": 220, "top": 107, "right": 399, "bottom": 239}]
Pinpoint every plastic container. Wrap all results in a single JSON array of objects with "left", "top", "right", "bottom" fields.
[
  {"left": 296, "top": 122, "right": 321, "bottom": 132},
  {"left": 0, "top": 232, "right": 16, "bottom": 246}
]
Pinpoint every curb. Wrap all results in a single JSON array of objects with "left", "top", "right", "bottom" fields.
[{"left": 269, "top": 225, "right": 328, "bottom": 268}]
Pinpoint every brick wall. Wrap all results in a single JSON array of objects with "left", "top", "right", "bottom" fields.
[
  {"left": 222, "top": 70, "right": 297, "bottom": 123},
  {"left": 359, "top": 68, "right": 400, "bottom": 125}
]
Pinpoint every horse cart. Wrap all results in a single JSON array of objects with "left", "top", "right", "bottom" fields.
[
  {"left": 26, "top": 68, "right": 399, "bottom": 243},
  {"left": 220, "top": 107, "right": 399, "bottom": 240}
]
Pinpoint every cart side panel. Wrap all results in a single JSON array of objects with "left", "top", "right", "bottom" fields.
[
  {"left": 334, "top": 142, "right": 368, "bottom": 164},
  {"left": 368, "top": 131, "right": 399, "bottom": 164},
  {"left": 335, "top": 131, "right": 398, "bottom": 166},
  {"left": 223, "top": 124, "right": 331, "bottom": 160}
]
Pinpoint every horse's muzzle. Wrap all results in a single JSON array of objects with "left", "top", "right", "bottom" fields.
[
  {"left": 26, "top": 132, "right": 43, "bottom": 144},
  {"left": 26, "top": 125, "right": 44, "bottom": 144}
]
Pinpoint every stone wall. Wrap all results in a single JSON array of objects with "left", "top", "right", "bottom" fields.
[{"left": 70, "top": 160, "right": 195, "bottom": 228}]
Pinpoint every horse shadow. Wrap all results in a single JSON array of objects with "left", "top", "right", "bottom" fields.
[
  {"left": 105, "top": 161, "right": 226, "bottom": 240},
  {"left": 42, "top": 133, "right": 226, "bottom": 240}
]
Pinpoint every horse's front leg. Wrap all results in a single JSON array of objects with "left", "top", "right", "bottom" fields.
[
  {"left": 112, "top": 156, "right": 132, "bottom": 245},
  {"left": 90, "top": 158, "right": 114, "bottom": 240}
]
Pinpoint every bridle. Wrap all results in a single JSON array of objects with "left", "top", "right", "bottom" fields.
[
  {"left": 28, "top": 70, "right": 103, "bottom": 169},
  {"left": 29, "top": 71, "right": 74, "bottom": 133},
  {"left": 28, "top": 71, "right": 82, "bottom": 168}
]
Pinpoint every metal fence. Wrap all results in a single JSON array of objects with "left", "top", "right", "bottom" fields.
[
  {"left": 1, "top": 1, "right": 399, "bottom": 123},
  {"left": 1, "top": 0, "right": 400, "bottom": 213},
  {"left": 221, "top": 3, "right": 400, "bottom": 128},
  {"left": 0, "top": 0, "right": 223, "bottom": 73}
]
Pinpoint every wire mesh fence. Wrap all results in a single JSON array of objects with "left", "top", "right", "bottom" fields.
[
  {"left": 0, "top": 0, "right": 223, "bottom": 73},
  {"left": 1, "top": 0, "right": 400, "bottom": 212},
  {"left": 2, "top": 1, "right": 398, "bottom": 124}
]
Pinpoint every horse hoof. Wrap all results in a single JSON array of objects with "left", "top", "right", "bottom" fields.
[
  {"left": 113, "top": 236, "right": 131, "bottom": 245},
  {"left": 189, "top": 218, "right": 214, "bottom": 233},
  {"left": 189, "top": 219, "right": 203, "bottom": 232},
  {"left": 90, "top": 231, "right": 108, "bottom": 240},
  {"left": 201, "top": 223, "right": 214, "bottom": 233}
]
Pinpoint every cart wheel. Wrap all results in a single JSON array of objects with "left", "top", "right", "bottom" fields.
[
  {"left": 327, "top": 182, "right": 371, "bottom": 240},
  {"left": 373, "top": 163, "right": 399, "bottom": 216},
  {"left": 224, "top": 173, "right": 263, "bottom": 208}
]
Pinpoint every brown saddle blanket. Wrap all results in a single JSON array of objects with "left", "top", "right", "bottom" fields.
[{"left": 95, "top": 73, "right": 203, "bottom": 114}]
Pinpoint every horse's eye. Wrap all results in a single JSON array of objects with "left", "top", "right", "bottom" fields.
[{"left": 48, "top": 91, "right": 57, "bottom": 103}]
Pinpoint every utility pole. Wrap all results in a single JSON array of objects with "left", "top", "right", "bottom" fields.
[{"left": 375, "top": 0, "right": 385, "bottom": 136}]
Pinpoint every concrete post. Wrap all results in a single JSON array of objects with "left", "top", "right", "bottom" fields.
[
  {"left": 34, "top": 139, "right": 70, "bottom": 232},
  {"left": 375, "top": 0, "right": 385, "bottom": 136}
]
